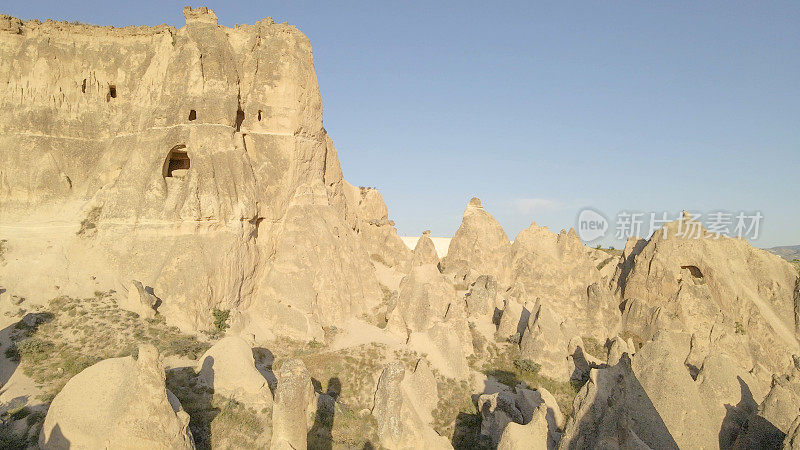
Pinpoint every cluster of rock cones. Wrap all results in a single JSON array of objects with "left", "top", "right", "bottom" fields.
[{"left": 1, "top": 6, "right": 799, "bottom": 450}]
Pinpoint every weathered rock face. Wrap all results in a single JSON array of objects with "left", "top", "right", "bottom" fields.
[
  {"left": 0, "top": 7, "right": 384, "bottom": 338},
  {"left": 387, "top": 264, "right": 458, "bottom": 336},
  {"left": 411, "top": 230, "right": 440, "bottom": 267},
  {"left": 616, "top": 215, "right": 800, "bottom": 378},
  {"left": 696, "top": 353, "right": 768, "bottom": 448},
  {"left": 519, "top": 300, "right": 585, "bottom": 382},
  {"left": 479, "top": 391, "right": 525, "bottom": 447},
  {"left": 347, "top": 184, "right": 412, "bottom": 270},
  {"left": 734, "top": 357, "right": 800, "bottom": 449},
  {"left": 121, "top": 279, "right": 160, "bottom": 319},
  {"left": 39, "top": 345, "right": 194, "bottom": 449},
  {"left": 271, "top": 358, "right": 316, "bottom": 450},
  {"left": 559, "top": 333, "right": 719, "bottom": 450},
  {"left": 466, "top": 275, "right": 498, "bottom": 318},
  {"left": 441, "top": 198, "right": 511, "bottom": 286},
  {"left": 478, "top": 384, "right": 563, "bottom": 449},
  {"left": 497, "top": 405, "right": 549, "bottom": 450},
  {"left": 372, "top": 360, "right": 452, "bottom": 450},
  {"left": 196, "top": 336, "right": 272, "bottom": 409},
  {"left": 496, "top": 297, "right": 529, "bottom": 343},
  {"left": 508, "top": 223, "right": 620, "bottom": 340}
]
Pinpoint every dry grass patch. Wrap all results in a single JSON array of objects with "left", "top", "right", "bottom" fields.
[
  {"left": 479, "top": 343, "right": 583, "bottom": 418},
  {"left": 7, "top": 292, "right": 210, "bottom": 402},
  {"left": 263, "top": 338, "right": 385, "bottom": 448},
  {"left": 166, "top": 367, "right": 270, "bottom": 450}
]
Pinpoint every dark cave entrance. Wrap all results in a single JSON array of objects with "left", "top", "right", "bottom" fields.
[{"left": 163, "top": 145, "right": 191, "bottom": 178}]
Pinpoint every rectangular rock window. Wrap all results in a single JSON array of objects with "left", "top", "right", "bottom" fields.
[{"left": 189, "top": 110, "right": 197, "bottom": 121}]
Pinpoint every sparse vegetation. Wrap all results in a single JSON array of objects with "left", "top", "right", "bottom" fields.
[
  {"left": 211, "top": 308, "right": 230, "bottom": 335},
  {"left": 7, "top": 292, "right": 210, "bottom": 402},
  {"left": 263, "top": 339, "right": 384, "bottom": 447},
  {"left": 596, "top": 256, "right": 615, "bottom": 271},
  {"left": 735, "top": 321, "right": 746, "bottom": 334},
  {"left": 166, "top": 367, "right": 270, "bottom": 450},
  {"left": 513, "top": 358, "right": 541, "bottom": 373},
  {"left": 479, "top": 343, "right": 583, "bottom": 417},
  {"left": 433, "top": 375, "right": 488, "bottom": 449},
  {"left": 580, "top": 336, "right": 605, "bottom": 358}
]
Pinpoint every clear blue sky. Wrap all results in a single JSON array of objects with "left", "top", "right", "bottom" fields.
[{"left": 7, "top": 1, "right": 799, "bottom": 247}]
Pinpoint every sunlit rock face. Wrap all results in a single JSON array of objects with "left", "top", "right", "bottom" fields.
[{"left": 0, "top": 7, "right": 386, "bottom": 337}]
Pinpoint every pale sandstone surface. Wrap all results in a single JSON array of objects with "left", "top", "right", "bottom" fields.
[
  {"left": 270, "top": 358, "right": 316, "bottom": 450},
  {"left": 0, "top": 6, "right": 394, "bottom": 340},
  {"left": 616, "top": 214, "right": 800, "bottom": 382},
  {"left": 39, "top": 345, "right": 194, "bottom": 449},
  {"left": 372, "top": 360, "right": 452, "bottom": 449},
  {"left": 0, "top": 7, "right": 799, "bottom": 450},
  {"left": 195, "top": 336, "right": 272, "bottom": 409},
  {"left": 441, "top": 198, "right": 512, "bottom": 286}
]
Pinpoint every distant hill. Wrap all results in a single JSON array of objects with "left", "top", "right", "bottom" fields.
[{"left": 766, "top": 245, "right": 800, "bottom": 262}]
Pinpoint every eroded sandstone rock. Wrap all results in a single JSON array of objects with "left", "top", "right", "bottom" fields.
[
  {"left": 121, "top": 279, "right": 159, "bottom": 320},
  {"left": 40, "top": 344, "right": 194, "bottom": 449},
  {"left": 615, "top": 215, "right": 800, "bottom": 379},
  {"left": 271, "top": 358, "right": 316, "bottom": 450},
  {"left": 372, "top": 360, "right": 451, "bottom": 449},
  {"left": 441, "top": 198, "right": 511, "bottom": 287},
  {"left": 196, "top": 336, "right": 272, "bottom": 409}
]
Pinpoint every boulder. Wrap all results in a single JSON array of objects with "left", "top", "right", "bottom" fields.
[
  {"left": 606, "top": 335, "right": 632, "bottom": 366},
  {"left": 347, "top": 183, "right": 412, "bottom": 270},
  {"left": 516, "top": 386, "right": 565, "bottom": 444},
  {"left": 497, "top": 405, "right": 550, "bottom": 450},
  {"left": 121, "top": 280, "right": 159, "bottom": 319},
  {"left": 519, "top": 300, "right": 584, "bottom": 382},
  {"left": 387, "top": 264, "right": 457, "bottom": 336},
  {"left": 696, "top": 353, "right": 768, "bottom": 448},
  {"left": 400, "top": 358, "right": 439, "bottom": 425},
  {"left": 559, "top": 332, "right": 718, "bottom": 449},
  {"left": 196, "top": 336, "right": 272, "bottom": 409},
  {"left": 735, "top": 359, "right": 800, "bottom": 450},
  {"left": 785, "top": 416, "right": 800, "bottom": 450},
  {"left": 408, "top": 322, "right": 470, "bottom": 379},
  {"left": 496, "top": 298, "right": 528, "bottom": 343},
  {"left": 478, "top": 391, "right": 524, "bottom": 447},
  {"left": 39, "top": 345, "right": 194, "bottom": 449},
  {"left": 270, "top": 359, "right": 316, "bottom": 450}
]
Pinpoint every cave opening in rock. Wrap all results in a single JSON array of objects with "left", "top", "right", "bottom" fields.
[
  {"left": 235, "top": 108, "right": 245, "bottom": 131},
  {"left": 107, "top": 84, "right": 116, "bottom": 101},
  {"left": 681, "top": 265, "right": 703, "bottom": 278},
  {"left": 81, "top": 79, "right": 86, "bottom": 94},
  {"left": 257, "top": 110, "right": 262, "bottom": 121},
  {"left": 163, "top": 145, "right": 190, "bottom": 178},
  {"left": 188, "top": 109, "right": 196, "bottom": 121}
]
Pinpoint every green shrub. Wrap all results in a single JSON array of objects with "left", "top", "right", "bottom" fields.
[
  {"left": 513, "top": 358, "right": 541, "bottom": 373},
  {"left": 212, "top": 309, "right": 230, "bottom": 333}
]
